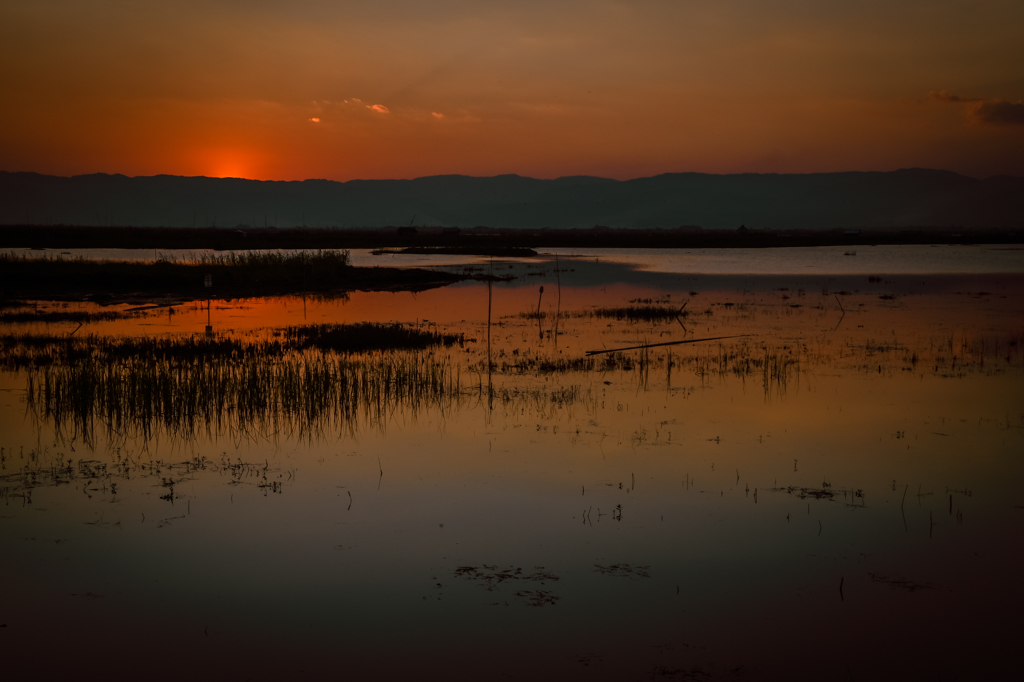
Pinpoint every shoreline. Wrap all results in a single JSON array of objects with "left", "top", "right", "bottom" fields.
[
  {"left": 0, "top": 251, "right": 469, "bottom": 305},
  {"left": 2, "top": 225, "right": 1022, "bottom": 252}
]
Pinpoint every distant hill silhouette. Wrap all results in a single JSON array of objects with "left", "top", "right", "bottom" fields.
[{"left": 1, "top": 169, "right": 1021, "bottom": 230}]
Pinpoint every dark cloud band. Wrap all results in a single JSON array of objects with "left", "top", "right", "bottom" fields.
[
  {"left": 930, "top": 90, "right": 1024, "bottom": 126},
  {"left": 971, "top": 100, "right": 1024, "bottom": 125}
]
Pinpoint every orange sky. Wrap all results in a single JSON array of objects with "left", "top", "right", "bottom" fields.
[{"left": 1, "top": 1, "right": 1023, "bottom": 181}]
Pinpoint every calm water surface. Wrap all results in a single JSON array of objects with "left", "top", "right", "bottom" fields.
[
  {"left": 1, "top": 248, "right": 1022, "bottom": 680},
  {"left": 9, "top": 243, "right": 1024, "bottom": 274}
]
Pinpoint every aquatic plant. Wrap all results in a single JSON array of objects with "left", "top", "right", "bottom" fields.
[
  {"left": 283, "top": 323, "right": 465, "bottom": 353},
  {"left": 190, "top": 249, "right": 351, "bottom": 271},
  {"left": 2, "top": 323, "right": 471, "bottom": 445},
  {"left": 25, "top": 349, "right": 463, "bottom": 446},
  {"left": 0, "top": 249, "right": 462, "bottom": 300},
  {"left": 588, "top": 305, "right": 689, "bottom": 323},
  {"left": 0, "top": 309, "right": 144, "bottom": 324},
  {"left": 0, "top": 323, "right": 465, "bottom": 370},
  {"left": 514, "top": 306, "right": 691, "bottom": 323}
]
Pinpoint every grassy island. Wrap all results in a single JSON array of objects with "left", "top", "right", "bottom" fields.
[{"left": 0, "top": 250, "right": 466, "bottom": 304}]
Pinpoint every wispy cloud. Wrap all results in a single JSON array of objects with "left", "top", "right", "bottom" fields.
[
  {"left": 367, "top": 104, "right": 390, "bottom": 114},
  {"left": 971, "top": 100, "right": 1024, "bottom": 125},
  {"left": 928, "top": 90, "right": 979, "bottom": 104},
  {"left": 929, "top": 91, "right": 1024, "bottom": 126},
  {"left": 309, "top": 117, "right": 320, "bottom": 123},
  {"left": 431, "top": 111, "right": 444, "bottom": 118}
]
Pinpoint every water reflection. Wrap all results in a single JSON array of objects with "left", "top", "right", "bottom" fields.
[{"left": 1, "top": 253, "right": 1023, "bottom": 680}]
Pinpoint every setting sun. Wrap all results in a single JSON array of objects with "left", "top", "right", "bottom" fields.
[{"left": 205, "top": 150, "right": 257, "bottom": 180}]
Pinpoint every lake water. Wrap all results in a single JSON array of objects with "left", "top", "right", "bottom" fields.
[
  {"left": 9, "top": 243, "right": 1024, "bottom": 274},
  {"left": 1, "top": 247, "right": 1022, "bottom": 680}
]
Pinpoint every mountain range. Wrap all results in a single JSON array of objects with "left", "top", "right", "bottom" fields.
[{"left": 1, "top": 168, "right": 1021, "bottom": 231}]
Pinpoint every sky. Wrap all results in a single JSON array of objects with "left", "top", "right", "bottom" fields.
[{"left": 1, "top": 0, "right": 1023, "bottom": 181}]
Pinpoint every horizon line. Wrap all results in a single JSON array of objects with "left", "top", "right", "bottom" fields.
[{"left": 4, "top": 167, "right": 1019, "bottom": 184}]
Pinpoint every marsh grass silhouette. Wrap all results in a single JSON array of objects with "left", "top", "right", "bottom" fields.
[
  {"left": 589, "top": 306, "right": 689, "bottom": 323},
  {"left": 3, "top": 323, "right": 466, "bottom": 445},
  {"left": 492, "top": 343, "right": 799, "bottom": 396},
  {"left": 0, "top": 309, "right": 140, "bottom": 324},
  {"left": 284, "top": 323, "right": 465, "bottom": 353},
  {"left": 0, "top": 250, "right": 463, "bottom": 301},
  {"left": 0, "top": 323, "right": 464, "bottom": 369},
  {"left": 517, "top": 305, "right": 690, "bottom": 323},
  {"left": 25, "top": 349, "right": 462, "bottom": 446}
]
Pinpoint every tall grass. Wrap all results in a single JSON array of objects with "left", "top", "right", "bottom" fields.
[
  {"left": 191, "top": 249, "right": 350, "bottom": 270},
  {"left": 588, "top": 306, "right": 688, "bottom": 322},
  {"left": 0, "top": 323, "right": 463, "bottom": 370},
  {"left": 0, "top": 310, "right": 143, "bottom": 324},
  {"left": 284, "top": 323, "right": 464, "bottom": 353},
  {"left": 515, "top": 306, "right": 691, "bottom": 323},
  {"left": 3, "top": 323, "right": 466, "bottom": 445},
  {"left": 26, "top": 350, "right": 461, "bottom": 445},
  {"left": 0, "top": 249, "right": 460, "bottom": 300}
]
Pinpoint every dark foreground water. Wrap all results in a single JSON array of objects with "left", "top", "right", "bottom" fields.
[{"left": 1, "top": 248, "right": 1022, "bottom": 680}]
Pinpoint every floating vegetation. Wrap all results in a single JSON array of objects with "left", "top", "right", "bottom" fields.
[
  {"left": 452, "top": 566, "right": 561, "bottom": 607},
  {"left": 0, "top": 450, "right": 286, "bottom": 503},
  {"left": 594, "top": 564, "right": 651, "bottom": 579},
  {"left": 453, "top": 565, "right": 559, "bottom": 590},
  {"left": 868, "top": 573, "right": 934, "bottom": 592},
  {"left": 651, "top": 665, "right": 711, "bottom": 680},
  {"left": 768, "top": 482, "right": 864, "bottom": 503},
  {"left": 514, "top": 590, "right": 560, "bottom": 607}
]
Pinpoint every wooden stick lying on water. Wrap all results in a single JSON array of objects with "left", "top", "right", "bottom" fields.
[{"left": 585, "top": 334, "right": 752, "bottom": 356}]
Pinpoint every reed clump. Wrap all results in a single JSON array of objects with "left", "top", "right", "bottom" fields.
[
  {"left": 3, "top": 323, "right": 470, "bottom": 445},
  {"left": 0, "top": 333, "right": 266, "bottom": 369},
  {"left": 25, "top": 349, "right": 462, "bottom": 446},
  {"left": 0, "top": 250, "right": 353, "bottom": 297},
  {"left": 0, "top": 309, "right": 140, "bottom": 324},
  {"left": 371, "top": 246, "right": 537, "bottom": 257},
  {"left": 515, "top": 306, "right": 689, "bottom": 323},
  {"left": 0, "top": 323, "right": 464, "bottom": 370},
  {"left": 283, "top": 323, "right": 464, "bottom": 353},
  {"left": 191, "top": 249, "right": 351, "bottom": 272},
  {"left": 0, "top": 250, "right": 463, "bottom": 301},
  {"left": 588, "top": 306, "right": 688, "bottom": 323}
]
